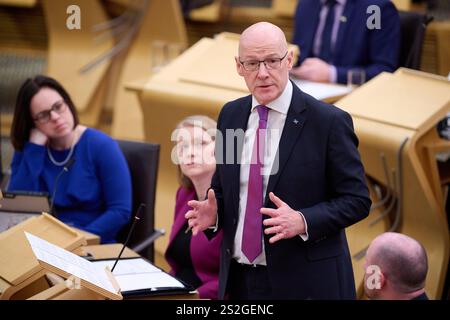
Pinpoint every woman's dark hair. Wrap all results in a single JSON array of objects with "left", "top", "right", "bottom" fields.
[{"left": 10, "top": 75, "right": 80, "bottom": 151}]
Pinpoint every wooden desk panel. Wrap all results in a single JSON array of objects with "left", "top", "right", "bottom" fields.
[{"left": 336, "top": 68, "right": 450, "bottom": 299}]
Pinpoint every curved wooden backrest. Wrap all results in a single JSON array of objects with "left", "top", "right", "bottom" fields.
[
  {"left": 0, "top": 0, "right": 36, "bottom": 7},
  {"left": 41, "top": 0, "right": 113, "bottom": 126},
  {"left": 392, "top": 0, "right": 411, "bottom": 11},
  {"left": 337, "top": 68, "right": 450, "bottom": 299},
  {"left": 110, "top": 0, "right": 188, "bottom": 140}
]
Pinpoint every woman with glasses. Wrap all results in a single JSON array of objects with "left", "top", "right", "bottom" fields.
[
  {"left": 165, "top": 115, "right": 222, "bottom": 299},
  {"left": 8, "top": 75, "right": 132, "bottom": 243}
]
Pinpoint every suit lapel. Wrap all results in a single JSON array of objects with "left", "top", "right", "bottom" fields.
[
  {"left": 334, "top": 0, "right": 356, "bottom": 61},
  {"left": 264, "top": 83, "right": 308, "bottom": 206},
  {"left": 228, "top": 97, "right": 252, "bottom": 217}
]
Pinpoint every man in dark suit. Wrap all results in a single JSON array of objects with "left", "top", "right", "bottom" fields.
[
  {"left": 291, "top": 0, "right": 400, "bottom": 84},
  {"left": 364, "top": 232, "right": 429, "bottom": 300},
  {"left": 186, "top": 22, "right": 371, "bottom": 299}
]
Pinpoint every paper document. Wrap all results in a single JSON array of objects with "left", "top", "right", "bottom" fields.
[
  {"left": 113, "top": 272, "right": 184, "bottom": 292},
  {"left": 291, "top": 78, "right": 352, "bottom": 101},
  {"left": 25, "top": 232, "right": 117, "bottom": 295},
  {"left": 91, "top": 258, "right": 185, "bottom": 293},
  {"left": 92, "top": 258, "right": 160, "bottom": 275}
]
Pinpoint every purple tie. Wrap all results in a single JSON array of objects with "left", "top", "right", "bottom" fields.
[{"left": 242, "top": 105, "right": 269, "bottom": 263}]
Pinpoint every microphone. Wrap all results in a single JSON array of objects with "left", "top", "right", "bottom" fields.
[
  {"left": 49, "top": 158, "right": 76, "bottom": 217},
  {"left": 111, "top": 203, "right": 146, "bottom": 272}
]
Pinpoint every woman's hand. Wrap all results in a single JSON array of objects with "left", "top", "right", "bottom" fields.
[{"left": 29, "top": 128, "right": 48, "bottom": 146}]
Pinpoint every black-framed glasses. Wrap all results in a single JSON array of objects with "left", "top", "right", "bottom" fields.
[
  {"left": 33, "top": 100, "right": 67, "bottom": 124},
  {"left": 239, "top": 51, "right": 288, "bottom": 72}
]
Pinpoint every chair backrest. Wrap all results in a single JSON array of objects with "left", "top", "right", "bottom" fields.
[
  {"left": 398, "top": 10, "right": 431, "bottom": 70},
  {"left": 116, "top": 140, "right": 160, "bottom": 262}
]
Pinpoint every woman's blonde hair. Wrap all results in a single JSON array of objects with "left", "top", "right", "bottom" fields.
[{"left": 175, "top": 115, "right": 217, "bottom": 190}]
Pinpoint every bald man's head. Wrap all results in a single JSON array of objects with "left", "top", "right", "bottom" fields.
[
  {"left": 235, "top": 22, "right": 293, "bottom": 105},
  {"left": 367, "top": 232, "right": 428, "bottom": 293},
  {"left": 239, "top": 22, "right": 288, "bottom": 57}
]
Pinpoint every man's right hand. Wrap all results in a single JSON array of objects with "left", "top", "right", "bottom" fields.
[
  {"left": 29, "top": 128, "right": 48, "bottom": 146},
  {"left": 185, "top": 189, "right": 218, "bottom": 236}
]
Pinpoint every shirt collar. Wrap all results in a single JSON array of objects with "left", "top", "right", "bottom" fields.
[{"left": 251, "top": 80, "right": 292, "bottom": 115}]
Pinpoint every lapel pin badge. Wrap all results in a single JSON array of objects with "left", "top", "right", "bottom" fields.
[
  {"left": 293, "top": 119, "right": 300, "bottom": 125},
  {"left": 340, "top": 16, "right": 347, "bottom": 23}
]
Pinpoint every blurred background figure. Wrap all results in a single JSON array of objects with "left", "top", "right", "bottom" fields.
[
  {"left": 165, "top": 115, "right": 222, "bottom": 299},
  {"left": 179, "top": 0, "right": 214, "bottom": 17},
  {"left": 8, "top": 75, "right": 132, "bottom": 243},
  {"left": 290, "top": 0, "right": 400, "bottom": 84},
  {"left": 364, "top": 232, "right": 429, "bottom": 300}
]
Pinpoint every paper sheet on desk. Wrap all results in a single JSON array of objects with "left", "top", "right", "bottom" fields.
[
  {"left": 25, "top": 232, "right": 117, "bottom": 295},
  {"left": 91, "top": 258, "right": 185, "bottom": 293},
  {"left": 92, "top": 258, "right": 160, "bottom": 275},
  {"left": 114, "top": 273, "right": 185, "bottom": 292},
  {"left": 291, "top": 78, "right": 352, "bottom": 101}
]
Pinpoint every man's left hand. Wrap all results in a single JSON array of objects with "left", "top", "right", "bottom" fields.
[
  {"left": 261, "top": 192, "right": 306, "bottom": 244},
  {"left": 290, "top": 58, "right": 331, "bottom": 83}
]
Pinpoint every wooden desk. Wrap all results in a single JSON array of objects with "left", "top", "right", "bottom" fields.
[
  {"left": 272, "top": 0, "right": 298, "bottom": 18},
  {"left": 81, "top": 243, "right": 139, "bottom": 260},
  {"left": 336, "top": 68, "right": 450, "bottom": 299},
  {"left": 0, "top": 213, "right": 86, "bottom": 300},
  {"left": 188, "top": 0, "right": 224, "bottom": 22},
  {"left": 0, "top": 0, "right": 36, "bottom": 7},
  {"left": 72, "top": 228, "right": 101, "bottom": 246},
  {"left": 422, "top": 21, "right": 450, "bottom": 78}
]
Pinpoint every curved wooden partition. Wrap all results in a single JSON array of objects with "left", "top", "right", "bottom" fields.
[
  {"left": 0, "top": 0, "right": 36, "bottom": 7},
  {"left": 41, "top": 0, "right": 113, "bottom": 127},
  {"left": 110, "top": 0, "right": 188, "bottom": 140},
  {"left": 337, "top": 68, "right": 450, "bottom": 299}
]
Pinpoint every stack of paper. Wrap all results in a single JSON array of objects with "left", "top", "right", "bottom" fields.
[
  {"left": 92, "top": 258, "right": 185, "bottom": 293},
  {"left": 25, "top": 232, "right": 119, "bottom": 299}
]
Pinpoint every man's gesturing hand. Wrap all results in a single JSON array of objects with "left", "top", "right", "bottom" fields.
[
  {"left": 185, "top": 189, "right": 218, "bottom": 236},
  {"left": 261, "top": 192, "right": 306, "bottom": 244}
]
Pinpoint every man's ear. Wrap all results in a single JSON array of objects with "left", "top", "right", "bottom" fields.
[
  {"left": 235, "top": 56, "right": 244, "bottom": 76},
  {"left": 286, "top": 50, "right": 294, "bottom": 71},
  {"left": 379, "top": 272, "right": 387, "bottom": 289}
]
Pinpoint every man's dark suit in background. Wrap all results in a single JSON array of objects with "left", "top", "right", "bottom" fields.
[{"left": 292, "top": 0, "right": 400, "bottom": 84}]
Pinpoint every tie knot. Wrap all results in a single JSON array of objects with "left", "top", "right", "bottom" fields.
[
  {"left": 325, "top": 0, "right": 337, "bottom": 7},
  {"left": 256, "top": 105, "right": 269, "bottom": 122}
]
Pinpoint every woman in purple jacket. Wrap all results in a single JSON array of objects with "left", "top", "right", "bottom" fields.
[{"left": 165, "top": 115, "right": 223, "bottom": 299}]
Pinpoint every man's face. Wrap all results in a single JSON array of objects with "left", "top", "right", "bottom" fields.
[{"left": 236, "top": 41, "right": 293, "bottom": 105}]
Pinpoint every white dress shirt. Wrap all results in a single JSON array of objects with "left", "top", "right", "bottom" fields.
[{"left": 232, "top": 81, "right": 308, "bottom": 265}]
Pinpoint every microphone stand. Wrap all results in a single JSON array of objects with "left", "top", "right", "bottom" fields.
[{"left": 111, "top": 203, "right": 146, "bottom": 272}]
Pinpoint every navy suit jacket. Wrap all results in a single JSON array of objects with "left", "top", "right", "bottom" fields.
[
  {"left": 210, "top": 82, "right": 371, "bottom": 299},
  {"left": 292, "top": 0, "right": 400, "bottom": 84}
]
